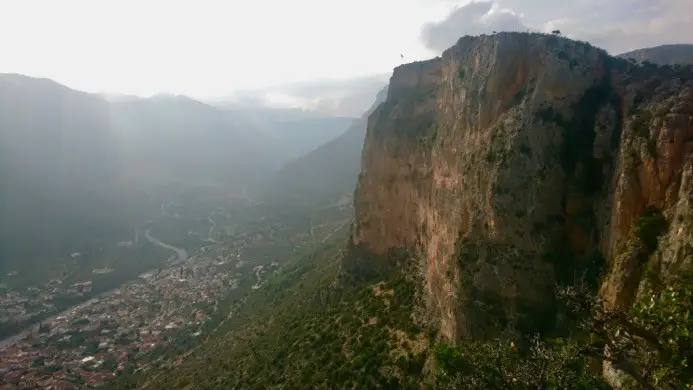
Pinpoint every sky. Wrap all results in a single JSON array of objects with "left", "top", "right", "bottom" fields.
[{"left": 1, "top": 0, "right": 691, "bottom": 98}]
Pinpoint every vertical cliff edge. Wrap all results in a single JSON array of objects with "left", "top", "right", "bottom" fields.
[{"left": 344, "top": 32, "right": 693, "bottom": 342}]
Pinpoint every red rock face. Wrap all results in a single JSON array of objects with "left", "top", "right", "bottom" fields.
[
  {"left": 603, "top": 86, "right": 693, "bottom": 308},
  {"left": 346, "top": 32, "right": 693, "bottom": 340}
]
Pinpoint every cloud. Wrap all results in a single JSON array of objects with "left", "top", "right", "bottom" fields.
[
  {"left": 421, "top": 0, "right": 693, "bottom": 55},
  {"left": 421, "top": 1, "right": 527, "bottom": 52},
  {"left": 258, "top": 75, "right": 390, "bottom": 116},
  {"left": 211, "top": 75, "right": 390, "bottom": 117},
  {"left": 559, "top": 0, "right": 693, "bottom": 53}
]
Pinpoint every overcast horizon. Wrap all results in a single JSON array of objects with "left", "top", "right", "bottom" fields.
[{"left": 1, "top": 0, "right": 691, "bottom": 99}]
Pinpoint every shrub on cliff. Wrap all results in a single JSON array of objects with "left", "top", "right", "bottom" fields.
[
  {"left": 435, "top": 337, "right": 604, "bottom": 389},
  {"left": 560, "top": 275, "right": 693, "bottom": 389},
  {"left": 435, "top": 275, "right": 692, "bottom": 389}
]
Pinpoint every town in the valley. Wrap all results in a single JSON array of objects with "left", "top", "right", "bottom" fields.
[{"left": 0, "top": 243, "right": 274, "bottom": 389}]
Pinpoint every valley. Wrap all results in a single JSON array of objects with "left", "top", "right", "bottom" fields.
[
  {"left": 0, "top": 183, "right": 354, "bottom": 388},
  {"left": 0, "top": 71, "right": 361, "bottom": 353},
  {"left": 1, "top": 13, "right": 693, "bottom": 388}
]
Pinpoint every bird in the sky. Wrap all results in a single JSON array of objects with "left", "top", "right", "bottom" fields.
[{"left": 400, "top": 54, "right": 404, "bottom": 59}]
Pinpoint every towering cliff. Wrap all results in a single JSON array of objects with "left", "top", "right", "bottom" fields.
[{"left": 346, "top": 32, "right": 693, "bottom": 342}]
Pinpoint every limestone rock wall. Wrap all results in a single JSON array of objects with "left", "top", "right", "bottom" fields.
[{"left": 346, "top": 32, "right": 693, "bottom": 342}]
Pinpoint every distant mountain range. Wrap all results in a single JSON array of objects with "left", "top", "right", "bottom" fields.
[
  {"left": 216, "top": 106, "right": 355, "bottom": 165},
  {"left": 618, "top": 44, "right": 693, "bottom": 65},
  {"left": 0, "top": 73, "right": 357, "bottom": 276}
]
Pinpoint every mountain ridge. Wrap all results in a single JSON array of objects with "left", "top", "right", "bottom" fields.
[{"left": 617, "top": 43, "right": 693, "bottom": 65}]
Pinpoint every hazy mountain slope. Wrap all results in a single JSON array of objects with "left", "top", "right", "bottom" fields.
[
  {"left": 218, "top": 107, "right": 355, "bottom": 165},
  {"left": 0, "top": 74, "right": 148, "bottom": 276},
  {"left": 259, "top": 87, "right": 388, "bottom": 205},
  {"left": 0, "top": 74, "right": 118, "bottom": 190},
  {"left": 618, "top": 44, "right": 693, "bottom": 65},
  {"left": 0, "top": 74, "right": 268, "bottom": 282},
  {"left": 108, "top": 95, "right": 274, "bottom": 189}
]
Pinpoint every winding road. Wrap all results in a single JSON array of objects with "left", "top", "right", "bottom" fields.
[
  {"left": 143, "top": 228, "right": 189, "bottom": 263},
  {"left": 206, "top": 217, "right": 219, "bottom": 243}
]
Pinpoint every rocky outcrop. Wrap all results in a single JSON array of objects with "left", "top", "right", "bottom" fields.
[
  {"left": 345, "top": 32, "right": 693, "bottom": 342},
  {"left": 601, "top": 65, "right": 693, "bottom": 308}
]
